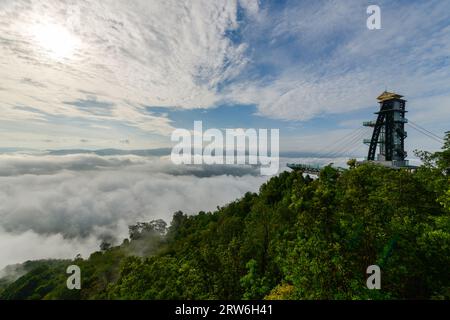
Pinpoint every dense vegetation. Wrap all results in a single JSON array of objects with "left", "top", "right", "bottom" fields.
[{"left": 1, "top": 133, "right": 449, "bottom": 300}]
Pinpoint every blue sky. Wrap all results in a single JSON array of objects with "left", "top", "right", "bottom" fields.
[{"left": 0, "top": 0, "right": 449, "bottom": 156}]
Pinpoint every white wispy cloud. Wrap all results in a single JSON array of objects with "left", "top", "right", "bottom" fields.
[
  {"left": 0, "top": 0, "right": 255, "bottom": 141},
  {"left": 0, "top": 1, "right": 448, "bottom": 148},
  {"left": 225, "top": 0, "right": 450, "bottom": 123}
]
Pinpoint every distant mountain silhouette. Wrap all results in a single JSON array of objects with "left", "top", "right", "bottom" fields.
[
  {"left": 46, "top": 148, "right": 332, "bottom": 158},
  {"left": 47, "top": 148, "right": 172, "bottom": 157}
]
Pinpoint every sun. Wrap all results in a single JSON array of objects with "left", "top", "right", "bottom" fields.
[{"left": 32, "top": 23, "right": 79, "bottom": 60}]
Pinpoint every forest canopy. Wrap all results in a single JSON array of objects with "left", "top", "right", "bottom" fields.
[{"left": 1, "top": 133, "right": 449, "bottom": 300}]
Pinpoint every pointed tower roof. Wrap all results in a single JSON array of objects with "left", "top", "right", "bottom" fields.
[{"left": 377, "top": 91, "right": 404, "bottom": 102}]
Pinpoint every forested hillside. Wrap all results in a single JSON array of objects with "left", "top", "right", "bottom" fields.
[{"left": 1, "top": 134, "right": 449, "bottom": 300}]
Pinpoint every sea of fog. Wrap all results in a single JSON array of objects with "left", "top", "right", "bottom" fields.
[{"left": 0, "top": 151, "right": 354, "bottom": 270}]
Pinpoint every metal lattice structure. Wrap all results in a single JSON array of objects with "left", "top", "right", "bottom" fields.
[
  {"left": 363, "top": 91, "right": 408, "bottom": 167},
  {"left": 287, "top": 91, "right": 415, "bottom": 174}
]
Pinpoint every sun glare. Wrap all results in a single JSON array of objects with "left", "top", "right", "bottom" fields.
[{"left": 32, "top": 23, "right": 79, "bottom": 60}]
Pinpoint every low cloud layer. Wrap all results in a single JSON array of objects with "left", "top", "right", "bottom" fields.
[
  {"left": 0, "top": 228, "right": 101, "bottom": 271},
  {"left": 0, "top": 153, "right": 268, "bottom": 269}
]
